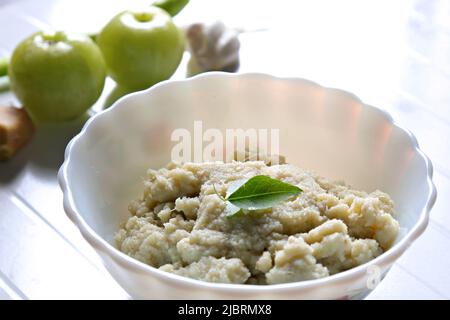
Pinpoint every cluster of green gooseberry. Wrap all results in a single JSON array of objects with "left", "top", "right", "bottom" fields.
[{"left": 5, "top": 0, "right": 188, "bottom": 123}]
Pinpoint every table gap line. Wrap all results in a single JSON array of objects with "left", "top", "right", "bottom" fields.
[
  {"left": 406, "top": 44, "right": 450, "bottom": 79},
  {"left": 434, "top": 164, "right": 450, "bottom": 181},
  {"left": 429, "top": 219, "right": 450, "bottom": 243},
  {"left": 395, "top": 262, "right": 447, "bottom": 299},
  {"left": 18, "top": 12, "right": 51, "bottom": 31},
  {"left": 395, "top": 89, "right": 450, "bottom": 128},
  {"left": 0, "top": 269, "right": 27, "bottom": 300},
  {"left": 9, "top": 190, "right": 106, "bottom": 274}
]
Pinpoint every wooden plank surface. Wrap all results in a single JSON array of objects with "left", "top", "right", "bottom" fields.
[{"left": 0, "top": 0, "right": 449, "bottom": 299}]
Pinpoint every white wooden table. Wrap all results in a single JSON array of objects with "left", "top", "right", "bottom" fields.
[{"left": 1, "top": 0, "right": 449, "bottom": 300}]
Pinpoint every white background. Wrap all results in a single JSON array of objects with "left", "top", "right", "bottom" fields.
[{"left": 0, "top": 0, "right": 449, "bottom": 299}]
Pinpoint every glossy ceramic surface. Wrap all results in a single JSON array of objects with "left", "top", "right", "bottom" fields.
[{"left": 58, "top": 72, "right": 436, "bottom": 299}]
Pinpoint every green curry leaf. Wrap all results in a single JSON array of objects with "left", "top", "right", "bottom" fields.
[
  {"left": 225, "top": 175, "right": 302, "bottom": 216},
  {"left": 153, "top": 0, "right": 190, "bottom": 17}
]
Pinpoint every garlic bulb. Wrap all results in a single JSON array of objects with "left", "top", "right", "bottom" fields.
[{"left": 185, "top": 21, "right": 240, "bottom": 75}]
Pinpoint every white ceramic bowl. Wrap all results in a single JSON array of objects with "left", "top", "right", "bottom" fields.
[{"left": 58, "top": 72, "right": 436, "bottom": 299}]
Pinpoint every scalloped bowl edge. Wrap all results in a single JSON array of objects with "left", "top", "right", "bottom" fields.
[{"left": 58, "top": 72, "right": 437, "bottom": 298}]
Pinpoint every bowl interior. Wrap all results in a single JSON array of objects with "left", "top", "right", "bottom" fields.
[{"left": 66, "top": 74, "right": 431, "bottom": 246}]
